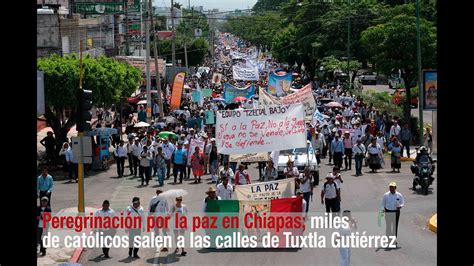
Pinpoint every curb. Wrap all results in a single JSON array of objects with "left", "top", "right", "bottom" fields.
[
  {"left": 70, "top": 247, "right": 84, "bottom": 263},
  {"left": 428, "top": 213, "right": 437, "bottom": 233}
]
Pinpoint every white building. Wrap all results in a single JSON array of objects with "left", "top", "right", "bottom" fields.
[{"left": 154, "top": 6, "right": 182, "bottom": 30}]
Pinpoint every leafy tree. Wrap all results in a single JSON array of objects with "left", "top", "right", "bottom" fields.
[
  {"left": 361, "top": 4, "right": 436, "bottom": 123},
  {"left": 271, "top": 23, "right": 299, "bottom": 65},
  {"left": 318, "top": 55, "right": 362, "bottom": 83},
  {"left": 37, "top": 55, "right": 142, "bottom": 152}
]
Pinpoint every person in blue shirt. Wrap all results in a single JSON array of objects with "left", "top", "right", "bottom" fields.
[
  {"left": 388, "top": 138, "right": 403, "bottom": 173},
  {"left": 171, "top": 142, "right": 187, "bottom": 184},
  {"left": 37, "top": 167, "right": 54, "bottom": 207},
  {"left": 138, "top": 106, "right": 147, "bottom": 122},
  {"left": 331, "top": 134, "right": 344, "bottom": 169}
]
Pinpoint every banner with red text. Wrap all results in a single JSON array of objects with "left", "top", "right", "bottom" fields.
[
  {"left": 235, "top": 179, "right": 296, "bottom": 201},
  {"left": 216, "top": 104, "right": 307, "bottom": 154}
]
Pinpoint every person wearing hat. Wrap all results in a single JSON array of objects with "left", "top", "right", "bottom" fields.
[
  {"left": 321, "top": 173, "right": 340, "bottom": 213},
  {"left": 293, "top": 190, "right": 307, "bottom": 218},
  {"left": 234, "top": 164, "right": 251, "bottom": 186},
  {"left": 95, "top": 200, "right": 116, "bottom": 258},
  {"left": 203, "top": 186, "right": 221, "bottom": 212},
  {"left": 171, "top": 142, "right": 187, "bottom": 184},
  {"left": 352, "top": 139, "right": 366, "bottom": 176},
  {"left": 283, "top": 159, "right": 299, "bottom": 180},
  {"left": 37, "top": 196, "right": 51, "bottom": 256},
  {"left": 131, "top": 138, "right": 142, "bottom": 177},
  {"left": 125, "top": 197, "right": 145, "bottom": 258},
  {"left": 380, "top": 182, "right": 405, "bottom": 246},
  {"left": 331, "top": 132, "right": 344, "bottom": 169},
  {"left": 216, "top": 176, "right": 233, "bottom": 200},
  {"left": 148, "top": 189, "right": 169, "bottom": 252},
  {"left": 37, "top": 167, "right": 54, "bottom": 207}
]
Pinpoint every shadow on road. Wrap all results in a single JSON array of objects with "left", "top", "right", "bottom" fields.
[
  {"left": 197, "top": 248, "right": 299, "bottom": 253},
  {"left": 89, "top": 254, "right": 112, "bottom": 262},
  {"left": 145, "top": 253, "right": 180, "bottom": 264}
]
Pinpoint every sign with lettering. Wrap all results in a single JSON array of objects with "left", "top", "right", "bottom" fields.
[
  {"left": 75, "top": 2, "right": 124, "bottom": 14},
  {"left": 235, "top": 179, "right": 295, "bottom": 201},
  {"left": 216, "top": 104, "right": 306, "bottom": 154},
  {"left": 232, "top": 64, "right": 259, "bottom": 81},
  {"left": 229, "top": 152, "right": 270, "bottom": 163}
]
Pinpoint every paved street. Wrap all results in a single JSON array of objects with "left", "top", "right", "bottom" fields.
[{"left": 40, "top": 151, "right": 437, "bottom": 265}]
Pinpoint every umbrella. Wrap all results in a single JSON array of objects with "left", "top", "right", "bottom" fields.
[
  {"left": 234, "top": 96, "right": 247, "bottom": 102},
  {"left": 162, "top": 116, "right": 179, "bottom": 125},
  {"left": 325, "top": 102, "right": 343, "bottom": 108},
  {"left": 157, "top": 189, "right": 189, "bottom": 199},
  {"left": 137, "top": 99, "right": 147, "bottom": 105},
  {"left": 134, "top": 121, "right": 150, "bottom": 128},
  {"left": 212, "top": 97, "right": 226, "bottom": 102},
  {"left": 292, "top": 72, "right": 300, "bottom": 76},
  {"left": 158, "top": 131, "right": 178, "bottom": 139}
]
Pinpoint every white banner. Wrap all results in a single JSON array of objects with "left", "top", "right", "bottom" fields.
[
  {"left": 216, "top": 104, "right": 307, "bottom": 154},
  {"left": 232, "top": 64, "right": 259, "bottom": 81},
  {"left": 259, "top": 84, "right": 316, "bottom": 120},
  {"left": 229, "top": 152, "right": 270, "bottom": 163},
  {"left": 311, "top": 109, "right": 326, "bottom": 127},
  {"left": 235, "top": 179, "right": 296, "bottom": 201}
]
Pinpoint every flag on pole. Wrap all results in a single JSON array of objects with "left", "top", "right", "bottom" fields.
[
  {"left": 196, "top": 81, "right": 204, "bottom": 106},
  {"left": 311, "top": 108, "right": 325, "bottom": 127}
]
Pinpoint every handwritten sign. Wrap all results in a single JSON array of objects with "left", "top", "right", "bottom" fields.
[
  {"left": 205, "top": 110, "right": 215, "bottom": 125},
  {"left": 186, "top": 138, "right": 205, "bottom": 166},
  {"left": 216, "top": 104, "right": 307, "bottom": 154},
  {"left": 235, "top": 179, "right": 295, "bottom": 201}
]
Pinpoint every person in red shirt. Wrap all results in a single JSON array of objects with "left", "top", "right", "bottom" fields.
[
  {"left": 368, "top": 120, "right": 378, "bottom": 137},
  {"left": 234, "top": 164, "right": 251, "bottom": 186}
]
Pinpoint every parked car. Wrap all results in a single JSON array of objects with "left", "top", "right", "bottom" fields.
[
  {"left": 358, "top": 71, "right": 377, "bottom": 85},
  {"left": 276, "top": 142, "right": 319, "bottom": 185},
  {"left": 392, "top": 88, "right": 418, "bottom": 108}
]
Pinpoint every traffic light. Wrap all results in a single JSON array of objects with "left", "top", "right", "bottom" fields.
[{"left": 77, "top": 89, "right": 93, "bottom": 132}]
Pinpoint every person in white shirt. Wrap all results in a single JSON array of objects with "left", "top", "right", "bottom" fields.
[
  {"left": 321, "top": 174, "right": 340, "bottom": 213},
  {"left": 283, "top": 160, "right": 299, "bottom": 180},
  {"left": 148, "top": 189, "right": 170, "bottom": 252},
  {"left": 376, "top": 131, "right": 387, "bottom": 153},
  {"left": 202, "top": 186, "right": 222, "bottom": 212},
  {"left": 114, "top": 140, "right": 128, "bottom": 178},
  {"left": 125, "top": 197, "right": 145, "bottom": 258},
  {"left": 297, "top": 167, "right": 314, "bottom": 213},
  {"left": 367, "top": 138, "right": 383, "bottom": 173},
  {"left": 380, "top": 182, "right": 405, "bottom": 246},
  {"left": 220, "top": 163, "right": 235, "bottom": 184},
  {"left": 216, "top": 176, "right": 233, "bottom": 200},
  {"left": 126, "top": 138, "right": 134, "bottom": 176},
  {"left": 139, "top": 146, "right": 152, "bottom": 186},
  {"left": 389, "top": 120, "right": 401, "bottom": 141},
  {"left": 64, "top": 143, "right": 77, "bottom": 183},
  {"left": 95, "top": 200, "right": 116, "bottom": 258},
  {"left": 161, "top": 138, "right": 175, "bottom": 179},
  {"left": 352, "top": 139, "right": 366, "bottom": 176},
  {"left": 293, "top": 190, "right": 307, "bottom": 218},
  {"left": 131, "top": 138, "right": 142, "bottom": 177}
]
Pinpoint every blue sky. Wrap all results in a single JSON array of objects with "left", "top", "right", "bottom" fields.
[{"left": 154, "top": 0, "right": 258, "bottom": 11}]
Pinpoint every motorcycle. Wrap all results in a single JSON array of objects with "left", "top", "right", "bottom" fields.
[{"left": 411, "top": 156, "right": 436, "bottom": 195}]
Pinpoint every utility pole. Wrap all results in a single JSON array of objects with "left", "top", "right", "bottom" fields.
[
  {"left": 145, "top": 0, "right": 152, "bottom": 123},
  {"left": 140, "top": 0, "right": 143, "bottom": 56},
  {"left": 347, "top": 0, "right": 351, "bottom": 89},
  {"left": 149, "top": 0, "right": 164, "bottom": 118},
  {"left": 77, "top": 40, "right": 85, "bottom": 213},
  {"left": 171, "top": 0, "right": 177, "bottom": 78},
  {"left": 416, "top": 0, "right": 424, "bottom": 146},
  {"left": 183, "top": 0, "right": 190, "bottom": 71},
  {"left": 125, "top": 0, "right": 130, "bottom": 55}
]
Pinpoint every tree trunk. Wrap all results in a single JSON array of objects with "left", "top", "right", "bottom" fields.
[
  {"left": 45, "top": 106, "right": 77, "bottom": 156},
  {"left": 400, "top": 68, "right": 415, "bottom": 127}
]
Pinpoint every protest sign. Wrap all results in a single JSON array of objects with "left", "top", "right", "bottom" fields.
[
  {"left": 187, "top": 118, "right": 202, "bottom": 129},
  {"left": 233, "top": 65, "right": 259, "bottom": 81},
  {"left": 216, "top": 104, "right": 306, "bottom": 154},
  {"left": 192, "top": 91, "right": 201, "bottom": 103},
  {"left": 268, "top": 72, "right": 292, "bottom": 96},
  {"left": 186, "top": 138, "right": 205, "bottom": 165},
  {"left": 259, "top": 84, "right": 315, "bottom": 120},
  {"left": 202, "top": 88, "right": 212, "bottom": 98},
  {"left": 223, "top": 83, "right": 255, "bottom": 103},
  {"left": 212, "top": 73, "right": 223, "bottom": 84},
  {"left": 311, "top": 109, "right": 326, "bottom": 127},
  {"left": 229, "top": 152, "right": 270, "bottom": 163},
  {"left": 205, "top": 110, "right": 215, "bottom": 125},
  {"left": 235, "top": 179, "right": 296, "bottom": 201},
  {"left": 170, "top": 72, "right": 186, "bottom": 110}
]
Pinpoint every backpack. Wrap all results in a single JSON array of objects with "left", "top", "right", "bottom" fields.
[
  {"left": 324, "top": 182, "right": 338, "bottom": 193},
  {"left": 149, "top": 199, "right": 160, "bottom": 213}
]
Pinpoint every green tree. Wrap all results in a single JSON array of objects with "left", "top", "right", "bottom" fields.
[
  {"left": 318, "top": 55, "right": 362, "bottom": 83},
  {"left": 360, "top": 4, "right": 436, "bottom": 122},
  {"left": 37, "top": 55, "right": 142, "bottom": 151}
]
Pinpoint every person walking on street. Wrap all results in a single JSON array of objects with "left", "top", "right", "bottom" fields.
[
  {"left": 95, "top": 200, "right": 116, "bottom": 258},
  {"left": 125, "top": 197, "right": 144, "bottom": 258},
  {"left": 65, "top": 142, "right": 77, "bottom": 182},
  {"left": 58, "top": 142, "right": 69, "bottom": 179},
  {"left": 138, "top": 106, "right": 147, "bottom": 122},
  {"left": 390, "top": 120, "right": 401, "bottom": 141},
  {"left": 126, "top": 138, "right": 134, "bottom": 176},
  {"left": 209, "top": 146, "right": 219, "bottom": 183},
  {"left": 171, "top": 142, "right": 187, "bottom": 184},
  {"left": 234, "top": 164, "right": 251, "bottom": 186},
  {"left": 191, "top": 146, "right": 205, "bottom": 184},
  {"left": 131, "top": 138, "right": 142, "bottom": 177},
  {"left": 321, "top": 174, "right": 341, "bottom": 213},
  {"left": 331, "top": 167, "right": 343, "bottom": 211},
  {"left": 37, "top": 197, "right": 51, "bottom": 256},
  {"left": 343, "top": 131, "right": 353, "bottom": 170},
  {"left": 161, "top": 138, "right": 175, "bottom": 179},
  {"left": 367, "top": 138, "right": 383, "bottom": 173},
  {"left": 219, "top": 163, "right": 234, "bottom": 184},
  {"left": 154, "top": 146, "right": 167, "bottom": 186},
  {"left": 380, "top": 182, "right": 405, "bottom": 247},
  {"left": 400, "top": 123, "right": 412, "bottom": 158},
  {"left": 331, "top": 133, "right": 344, "bottom": 169},
  {"left": 216, "top": 176, "right": 233, "bottom": 200},
  {"left": 114, "top": 140, "right": 127, "bottom": 178},
  {"left": 298, "top": 166, "right": 314, "bottom": 213},
  {"left": 352, "top": 139, "right": 366, "bottom": 176},
  {"left": 40, "top": 131, "right": 56, "bottom": 165},
  {"left": 424, "top": 127, "right": 433, "bottom": 154},
  {"left": 139, "top": 146, "right": 152, "bottom": 186},
  {"left": 149, "top": 190, "right": 169, "bottom": 252},
  {"left": 388, "top": 138, "right": 403, "bottom": 172},
  {"left": 263, "top": 160, "right": 278, "bottom": 182},
  {"left": 170, "top": 196, "right": 188, "bottom": 256},
  {"left": 312, "top": 130, "right": 324, "bottom": 164},
  {"left": 37, "top": 167, "right": 54, "bottom": 207},
  {"left": 376, "top": 131, "right": 387, "bottom": 153}
]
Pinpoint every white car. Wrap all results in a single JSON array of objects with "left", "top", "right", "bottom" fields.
[
  {"left": 277, "top": 143, "right": 319, "bottom": 185},
  {"left": 358, "top": 72, "right": 377, "bottom": 85}
]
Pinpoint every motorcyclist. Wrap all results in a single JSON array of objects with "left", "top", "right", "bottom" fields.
[{"left": 411, "top": 146, "right": 435, "bottom": 190}]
